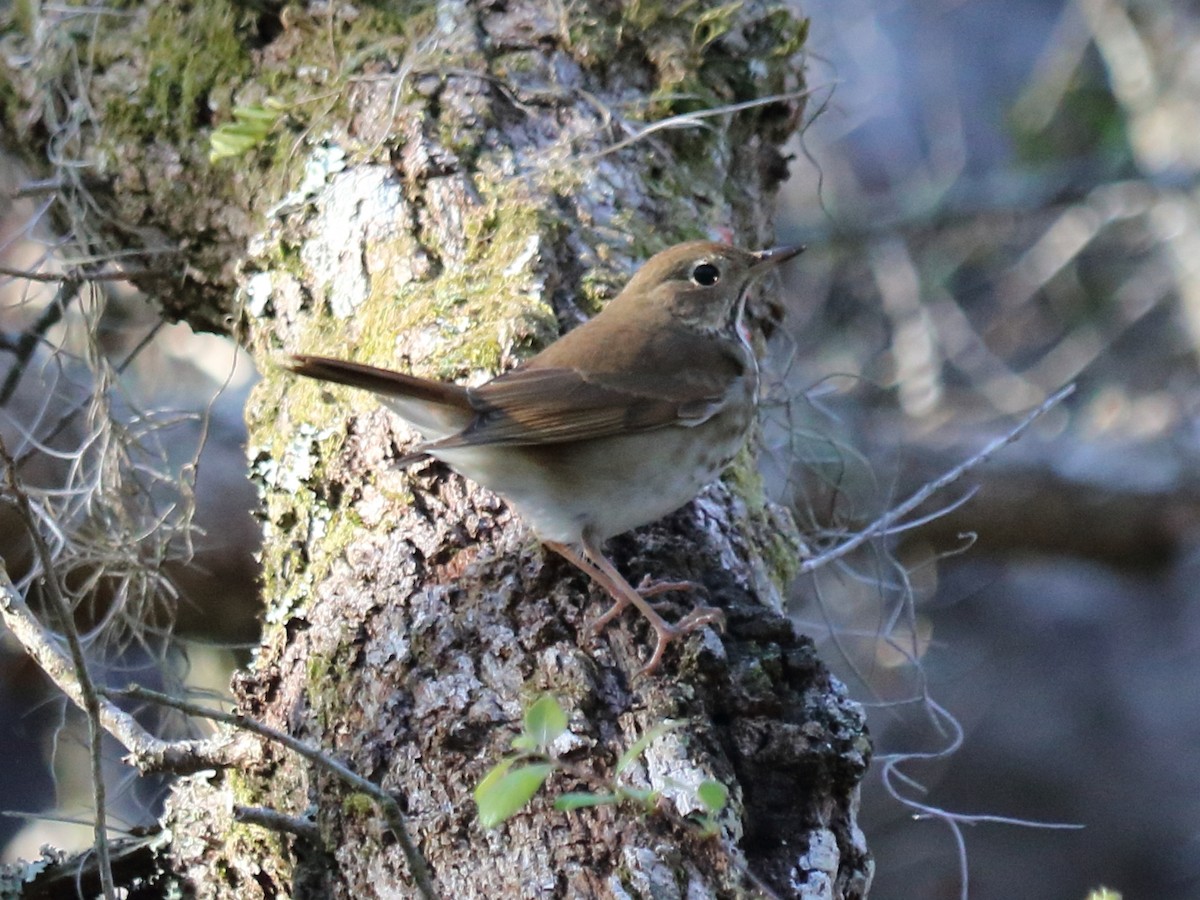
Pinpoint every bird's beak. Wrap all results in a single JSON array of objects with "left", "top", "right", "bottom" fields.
[{"left": 751, "top": 244, "right": 806, "bottom": 270}]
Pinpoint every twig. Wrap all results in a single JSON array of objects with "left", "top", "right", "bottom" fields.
[
  {"left": 0, "top": 277, "right": 79, "bottom": 406},
  {"left": 106, "top": 684, "right": 438, "bottom": 900},
  {"left": 798, "top": 383, "right": 1076, "bottom": 575},
  {"left": 0, "top": 263, "right": 172, "bottom": 282},
  {"left": 589, "top": 89, "right": 811, "bottom": 159},
  {"left": 233, "top": 805, "right": 323, "bottom": 844},
  {"left": 0, "top": 439, "right": 114, "bottom": 899},
  {"left": 0, "top": 533, "right": 254, "bottom": 777},
  {"left": 12, "top": 177, "right": 73, "bottom": 197}
]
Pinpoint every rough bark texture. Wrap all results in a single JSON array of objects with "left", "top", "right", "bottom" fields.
[{"left": 2, "top": 1, "right": 872, "bottom": 897}]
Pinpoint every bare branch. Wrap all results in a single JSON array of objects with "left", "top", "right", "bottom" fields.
[
  {"left": 0, "top": 564, "right": 256, "bottom": 776},
  {"left": 0, "top": 263, "right": 173, "bottom": 282},
  {"left": 590, "top": 89, "right": 812, "bottom": 159},
  {"left": 233, "top": 805, "right": 323, "bottom": 844},
  {"left": 799, "top": 383, "right": 1077, "bottom": 575},
  {"left": 0, "top": 436, "right": 117, "bottom": 898},
  {"left": 106, "top": 684, "right": 437, "bottom": 900}
]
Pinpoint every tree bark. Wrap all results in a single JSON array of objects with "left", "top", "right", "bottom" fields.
[{"left": 2, "top": 1, "right": 872, "bottom": 897}]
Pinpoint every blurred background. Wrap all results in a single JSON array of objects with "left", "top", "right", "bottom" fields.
[
  {"left": 2, "top": 0, "right": 1199, "bottom": 897},
  {"left": 772, "top": 0, "right": 1200, "bottom": 898}
]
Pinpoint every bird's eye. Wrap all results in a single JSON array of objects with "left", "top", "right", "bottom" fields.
[{"left": 691, "top": 262, "right": 720, "bottom": 286}]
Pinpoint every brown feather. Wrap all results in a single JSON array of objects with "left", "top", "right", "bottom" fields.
[
  {"left": 425, "top": 321, "right": 748, "bottom": 450},
  {"left": 288, "top": 355, "right": 471, "bottom": 410}
]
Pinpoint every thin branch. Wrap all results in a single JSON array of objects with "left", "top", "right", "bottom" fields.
[
  {"left": 0, "top": 438, "right": 113, "bottom": 899},
  {"left": 233, "top": 805, "right": 323, "bottom": 844},
  {"left": 589, "top": 89, "right": 812, "bottom": 159},
  {"left": 106, "top": 684, "right": 438, "bottom": 900},
  {"left": 10, "top": 170, "right": 122, "bottom": 198},
  {"left": 798, "top": 383, "right": 1076, "bottom": 575},
  {"left": 0, "top": 277, "right": 79, "bottom": 406},
  {"left": 0, "top": 263, "right": 175, "bottom": 282},
  {"left": 0, "top": 558, "right": 255, "bottom": 776}
]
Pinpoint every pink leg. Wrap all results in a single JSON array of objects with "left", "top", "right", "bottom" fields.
[
  {"left": 544, "top": 538, "right": 723, "bottom": 674},
  {"left": 635, "top": 575, "right": 699, "bottom": 599}
]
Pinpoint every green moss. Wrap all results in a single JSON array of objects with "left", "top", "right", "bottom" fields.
[
  {"left": 723, "top": 446, "right": 802, "bottom": 590},
  {"left": 759, "top": 8, "right": 810, "bottom": 59},
  {"left": 222, "top": 769, "right": 292, "bottom": 874},
  {"left": 310, "top": 183, "right": 565, "bottom": 379},
  {"left": 692, "top": 1, "right": 744, "bottom": 52},
  {"left": 759, "top": 516, "right": 802, "bottom": 589},
  {"left": 492, "top": 50, "right": 543, "bottom": 78},
  {"left": 7, "top": 0, "right": 38, "bottom": 38},
  {"left": 723, "top": 446, "right": 767, "bottom": 511},
  {"left": 152, "top": 4, "right": 250, "bottom": 138},
  {"left": 736, "top": 652, "right": 776, "bottom": 697},
  {"left": 245, "top": 408, "right": 356, "bottom": 625},
  {"left": 342, "top": 792, "right": 376, "bottom": 816},
  {"left": 563, "top": 0, "right": 809, "bottom": 183},
  {"left": 82, "top": 0, "right": 441, "bottom": 234},
  {"left": 257, "top": 484, "right": 365, "bottom": 626},
  {"left": 90, "top": 2, "right": 254, "bottom": 143},
  {"left": 304, "top": 643, "right": 360, "bottom": 733},
  {"left": 306, "top": 650, "right": 336, "bottom": 697}
]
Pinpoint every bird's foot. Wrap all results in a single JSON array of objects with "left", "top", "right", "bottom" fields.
[
  {"left": 634, "top": 575, "right": 700, "bottom": 599},
  {"left": 588, "top": 577, "right": 700, "bottom": 633},
  {"left": 639, "top": 605, "right": 726, "bottom": 675}
]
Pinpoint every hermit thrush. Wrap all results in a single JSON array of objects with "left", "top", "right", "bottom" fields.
[{"left": 289, "top": 240, "right": 803, "bottom": 672}]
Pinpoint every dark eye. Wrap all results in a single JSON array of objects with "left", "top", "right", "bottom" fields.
[{"left": 691, "top": 262, "right": 720, "bottom": 286}]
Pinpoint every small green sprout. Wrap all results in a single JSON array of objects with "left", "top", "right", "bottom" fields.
[
  {"left": 209, "top": 99, "right": 287, "bottom": 162},
  {"left": 474, "top": 694, "right": 732, "bottom": 835}
]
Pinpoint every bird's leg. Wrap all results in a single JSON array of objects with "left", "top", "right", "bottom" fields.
[
  {"left": 544, "top": 544, "right": 698, "bottom": 629},
  {"left": 544, "top": 538, "right": 724, "bottom": 674},
  {"left": 634, "top": 575, "right": 700, "bottom": 599},
  {"left": 544, "top": 541, "right": 630, "bottom": 629},
  {"left": 595, "top": 575, "right": 701, "bottom": 631}
]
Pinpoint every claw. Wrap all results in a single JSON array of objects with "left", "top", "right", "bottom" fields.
[
  {"left": 637, "top": 606, "right": 724, "bottom": 675},
  {"left": 544, "top": 538, "right": 724, "bottom": 674},
  {"left": 676, "top": 605, "right": 725, "bottom": 633},
  {"left": 589, "top": 596, "right": 628, "bottom": 633},
  {"left": 590, "top": 577, "right": 701, "bottom": 633},
  {"left": 634, "top": 575, "right": 700, "bottom": 599}
]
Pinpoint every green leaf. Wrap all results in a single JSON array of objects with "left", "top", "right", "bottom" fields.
[
  {"left": 208, "top": 102, "right": 283, "bottom": 163},
  {"left": 524, "top": 695, "right": 567, "bottom": 749},
  {"left": 475, "top": 763, "right": 553, "bottom": 828},
  {"left": 553, "top": 791, "right": 620, "bottom": 811},
  {"left": 696, "top": 779, "right": 728, "bottom": 813},
  {"left": 510, "top": 734, "right": 538, "bottom": 753},
  {"left": 616, "top": 720, "right": 683, "bottom": 774},
  {"left": 474, "top": 758, "right": 515, "bottom": 798},
  {"left": 208, "top": 130, "right": 261, "bottom": 161},
  {"left": 231, "top": 104, "right": 282, "bottom": 123},
  {"left": 618, "top": 786, "right": 659, "bottom": 810}
]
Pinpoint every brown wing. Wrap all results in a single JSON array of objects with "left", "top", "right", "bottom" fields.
[{"left": 424, "top": 337, "right": 746, "bottom": 450}]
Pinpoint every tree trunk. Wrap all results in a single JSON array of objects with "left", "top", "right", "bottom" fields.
[{"left": 2, "top": 1, "right": 872, "bottom": 897}]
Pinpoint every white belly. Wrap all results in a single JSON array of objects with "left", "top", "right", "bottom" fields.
[{"left": 433, "top": 395, "right": 752, "bottom": 544}]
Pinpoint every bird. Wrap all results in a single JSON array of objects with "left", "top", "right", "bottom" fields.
[{"left": 288, "top": 239, "right": 804, "bottom": 673}]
